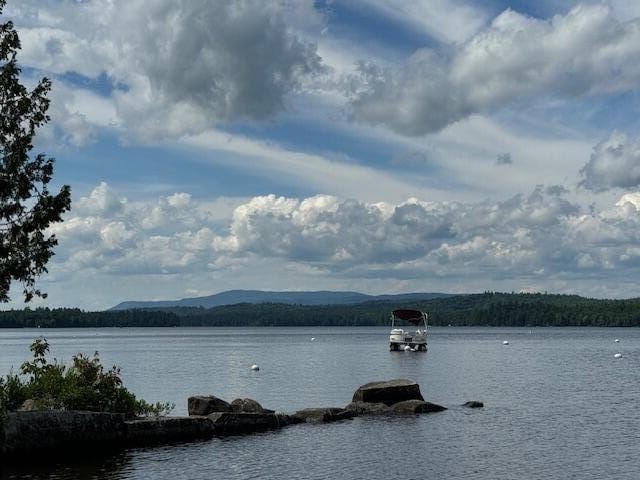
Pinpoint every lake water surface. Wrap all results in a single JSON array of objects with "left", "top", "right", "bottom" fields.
[{"left": 1, "top": 327, "right": 639, "bottom": 479}]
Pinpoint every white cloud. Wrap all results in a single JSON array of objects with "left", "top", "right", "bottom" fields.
[
  {"left": 75, "top": 182, "right": 125, "bottom": 216},
  {"left": 579, "top": 131, "right": 640, "bottom": 191},
  {"left": 350, "top": 4, "right": 640, "bottom": 135},
  {"left": 181, "top": 129, "right": 447, "bottom": 203},
  {"left": 37, "top": 182, "right": 640, "bottom": 308},
  {"left": 33, "top": 82, "right": 116, "bottom": 148},
  {"left": 19, "top": 27, "right": 103, "bottom": 78},
  {"left": 13, "top": 0, "right": 324, "bottom": 139},
  {"left": 616, "top": 192, "right": 640, "bottom": 210},
  {"left": 354, "top": 0, "right": 488, "bottom": 44}
]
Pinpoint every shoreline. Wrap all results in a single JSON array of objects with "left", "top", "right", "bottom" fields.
[{"left": 1, "top": 380, "right": 480, "bottom": 462}]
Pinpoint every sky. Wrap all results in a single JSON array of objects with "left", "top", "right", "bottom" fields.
[{"left": 4, "top": 0, "right": 640, "bottom": 310}]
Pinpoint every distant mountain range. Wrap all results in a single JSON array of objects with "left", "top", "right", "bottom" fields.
[{"left": 110, "top": 290, "right": 454, "bottom": 310}]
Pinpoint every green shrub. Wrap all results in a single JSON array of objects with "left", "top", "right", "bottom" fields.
[
  {"left": 0, "top": 338, "right": 174, "bottom": 417},
  {"left": 0, "top": 373, "right": 27, "bottom": 413}
]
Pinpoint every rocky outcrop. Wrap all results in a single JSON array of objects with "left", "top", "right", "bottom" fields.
[
  {"left": 351, "top": 379, "right": 424, "bottom": 406},
  {"left": 187, "top": 395, "right": 232, "bottom": 416},
  {"left": 347, "top": 380, "right": 446, "bottom": 416},
  {"left": 292, "top": 407, "right": 355, "bottom": 424},
  {"left": 1, "top": 380, "right": 480, "bottom": 461},
  {"left": 1, "top": 411, "right": 126, "bottom": 457}
]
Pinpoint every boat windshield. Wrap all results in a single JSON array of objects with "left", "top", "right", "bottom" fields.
[{"left": 391, "top": 309, "right": 426, "bottom": 327}]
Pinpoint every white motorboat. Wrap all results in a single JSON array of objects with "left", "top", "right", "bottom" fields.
[{"left": 389, "top": 309, "right": 428, "bottom": 351}]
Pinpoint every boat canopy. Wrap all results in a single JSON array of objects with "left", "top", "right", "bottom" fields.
[{"left": 392, "top": 309, "right": 425, "bottom": 325}]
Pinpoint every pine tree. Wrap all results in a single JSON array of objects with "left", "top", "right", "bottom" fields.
[{"left": 0, "top": 0, "right": 71, "bottom": 302}]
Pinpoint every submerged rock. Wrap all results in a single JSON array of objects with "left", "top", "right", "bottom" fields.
[
  {"left": 461, "top": 401, "right": 484, "bottom": 408},
  {"left": 292, "top": 407, "right": 355, "bottom": 424},
  {"left": 126, "top": 416, "right": 215, "bottom": 444},
  {"left": 344, "top": 401, "right": 391, "bottom": 415},
  {"left": 206, "top": 412, "right": 285, "bottom": 434},
  {"left": 352, "top": 379, "right": 424, "bottom": 406},
  {"left": 187, "top": 395, "right": 232, "bottom": 416}
]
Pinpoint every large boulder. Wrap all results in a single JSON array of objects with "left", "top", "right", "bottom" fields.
[
  {"left": 391, "top": 400, "right": 447, "bottom": 414},
  {"left": 230, "top": 398, "right": 269, "bottom": 414},
  {"left": 352, "top": 379, "right": 424, "bottom": 406},
  {"left": 187, "top": 395, "right": 232, "bottom": 416},
  {"left": 292, "top": 408, "right": 355, "bottom": 424}
]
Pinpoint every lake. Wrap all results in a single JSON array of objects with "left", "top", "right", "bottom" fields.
[{"left": 1, "top": 327, "right": 639, "bottom": 479}]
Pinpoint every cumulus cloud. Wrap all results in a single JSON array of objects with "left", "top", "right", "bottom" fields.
[
  {"left": 579, "top": 132, "right": 640, "bottom": 191},
  {"left": 48, "top": 183, "right": 640, "bottom": 292},
  {"left": 349, "top": 4, "right": 640, "bottom": 135},
  {"left": 13, "top": 0, "right": 324, "bottom": 139}
]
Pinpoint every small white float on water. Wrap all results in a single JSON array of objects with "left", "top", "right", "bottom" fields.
[
  {"left": 311, "top": 337, "right": 316, "bottom": 341},
  {"left": 615, "top": 339, "right": 620, "bottom": 343},
  {"left": 502, "top": 340, "right": 509, "bottom": 345},
  {"left": 614, "top": 353, "right": 622, "bottom": 359},
  {"left": 251, "top": 364, "right": 260, "bottom": 371}
]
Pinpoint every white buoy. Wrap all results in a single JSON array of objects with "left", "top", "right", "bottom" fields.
[
  {"left": 251, "top": 364, "right": 260, "bottom": 371},
  {"left": 502, "top": 340, "right": 509, "bottom": 345},
  {"left": 615, "top": 339, "right": 620, "bottom": 343},
  {"left": 404, "top": 345, "right": 411, "bottom": 351},
  {"left": 614, "top": 353, "right": 622, "bottom": 358},
  {"left": 311, "top": 337, "right": 315, "bottom": 341}
]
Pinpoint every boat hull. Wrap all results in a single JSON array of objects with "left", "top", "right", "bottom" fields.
[{"left": 389, "top": 329, "right": 427, "bottom": 351}]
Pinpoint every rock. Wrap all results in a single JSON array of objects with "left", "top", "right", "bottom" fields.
[
  {"left": 230, "top": 398, "right": 266, "bottom": 414},
  {"left": 344, "top": 401, "right": 391, "bottom": 416},
  {"left": 187, "top": 395, "right": 232, "bottom": 416},
  {"left": 462, "top": 401, "right": 484, "bottom": 408},
  {"left": 275, "top": 413, "right": 303, "bottom": 426},
  {"left": 206, "top": 412, "right": 284, "bottom": 434},
  {"left": 17, "top": 399, "right": 39, "bottom": 412},
  {"left": 292, "top": 407, "right": 355, "bottom": 424},
  {"left": 1, "top": 411, "right": 126, "bottom": 457},
  {"left": 352, "top": 379, "right": 424, "bottom": 406},
  {"left": 126, "top": 416, "right": 215, "bottom": 444},
  {"left": 391, "top": 400, "right": 447, "bottom": 414}
]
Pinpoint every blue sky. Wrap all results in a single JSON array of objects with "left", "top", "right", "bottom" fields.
[{"left": 4, "top": 0, "right": 640, "bottom": 309}]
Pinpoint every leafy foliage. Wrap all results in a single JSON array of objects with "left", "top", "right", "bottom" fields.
[
  {"left": 0, "top": 338, "right": 174, "bottom": 417},
  {"left": 0, "top": 0, "right": 71, "bottom": 302}
]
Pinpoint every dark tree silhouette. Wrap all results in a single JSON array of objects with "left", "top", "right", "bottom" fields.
[{"left": 0, "top": 0, "right": 71, "bottom": 302}]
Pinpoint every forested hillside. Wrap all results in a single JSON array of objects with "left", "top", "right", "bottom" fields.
[{"left": 2, "top": 292, "right": 640, "bottom": 328}]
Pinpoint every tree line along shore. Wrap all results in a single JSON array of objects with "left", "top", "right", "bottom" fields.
[{"left": 1, "top": 293, "right": 640, "bottom": 328}]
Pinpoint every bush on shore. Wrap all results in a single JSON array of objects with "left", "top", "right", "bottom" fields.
[{"left": 0, "top": 338, "right": 174, "bottom": 418}]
